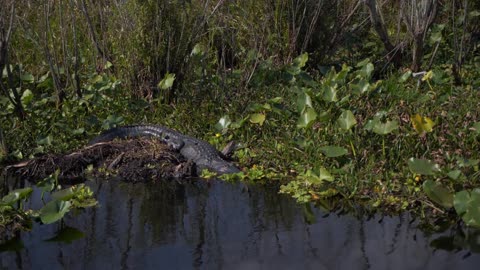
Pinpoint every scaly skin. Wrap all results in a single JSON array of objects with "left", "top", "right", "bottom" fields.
[{"left": 89, "top": 125, "right": 240, "bottom": 174}]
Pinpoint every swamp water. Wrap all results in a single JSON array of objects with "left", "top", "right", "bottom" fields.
[{"left": 1, "top": 178, "right": 480, "bottom": 270}]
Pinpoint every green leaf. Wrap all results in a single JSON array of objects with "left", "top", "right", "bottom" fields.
[
  {"left": 249, "top": 113, "right": 266, "bottom": 126},
  {"left": 408, "top": 158, "right": 441, "bottom": 175},
  {"left": 20, "top": 73, "right": 34, "bottom": 83},
  {"left": 423, "top": 180, "right": 454, "bottom": 208},
  {"left": 293, "top": 53, "right": 308, "bottom": 68},
  {"left": 297, "top": 107, "right": 317, "bottom": 129},
  {"left": 36, "top": 135, "right": 53, "bottom": 146},
  {"left": 398, "top": 70, "right": 412, "bottom": 82},
  {"left": 454, "top": 189, "right": 480, "bottom": 227},
  {"left": 51, "top": 187, "right": 76, "bottom": 201},
  {"left": 215, "top": 115, "right": 232, "bottom": 131},
  {"left": 316, "top": 167, "right": 334, "bottom": 182},
  {"left": 447, "top": 170, "right": 462, "bottom": 180},
  {"left": 350, "top": 80, "right": 370, "bottom": 95},
  {"left": 157, "top": 73, "right": 176, "bottom": 90},
  {"left": 319, "top": 146, "right": 348, "bottom": 158},
  {"left": 336, "top": 110, "right": 357, "bottom": 131},
  {"left": 322, "top": 84, "right": 338, "bottom": 102},
  {"left": 297, "top": 91, "right": 313, "bottom": 112},
  {"left": 21, "top": 89, "right": 34, "bottom": 105},
  {"left": 39, "top": 200, "right": 72, "bottom": 224},
  {"left": 72, "top": 128, "right": 85, "bottom": 135},
  {"left": 1, "top": 187, "right": 33, "bottom": 205},
  {"left": 372, "top": 120, "right": 398, "bottom": 135},
  {"left": 359, "top": 63, "right": 374, "bottom": 79}
]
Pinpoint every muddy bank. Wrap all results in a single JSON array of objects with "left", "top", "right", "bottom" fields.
[{"left": 5, "top": 138, "right": 196, "bottom": 184}]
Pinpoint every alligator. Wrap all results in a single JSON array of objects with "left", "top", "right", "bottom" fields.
[{"left": 88, "top": 125, "right": 241, "bottom": 175}]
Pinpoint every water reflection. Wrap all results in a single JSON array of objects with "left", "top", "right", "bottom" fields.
[{"left": 1, "top": 179, "right": 480, "bottom": 270}]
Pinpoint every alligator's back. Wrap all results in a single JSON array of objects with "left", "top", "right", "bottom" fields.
[{"left": 89, "top": 125, "right": 240, "bottom": 174}]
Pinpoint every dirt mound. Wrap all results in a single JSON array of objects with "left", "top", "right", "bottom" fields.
[{"left": 6, "top": 138, "right": 195, "bottom": 183}]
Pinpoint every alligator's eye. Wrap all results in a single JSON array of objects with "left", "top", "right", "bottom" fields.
[
  {"left": 165, "top": 135, "right": 170, "bottom": 139},
  {"left": 194, "top": 142, "right": 198, "bottom": 145}
]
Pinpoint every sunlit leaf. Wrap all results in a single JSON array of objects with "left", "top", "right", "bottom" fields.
[
  {"left": 215, "top": 115, "right": 232, "bottom": 131},
  {"left": 372, "top": 120, "right": 398, "bottom": 135},
  {"left": 297, "top": 107, "right": 317, "bottom": 129},
  {"left": 423, "top": 180, "right": 454, "bottom": 208},
  {"left": 454, "top": 189, "right": 480, "bottom": 227},
  {"left": 322, "top": 84, "right": 338, "bottom": 102},
  {"left": 39, "top": 200, "right": 72, "bottom": 224},
  {"left": 319, "top": 146, "right": 348, "bottom": 158},
  {"left": 359, "top": 63, "right": 374, "bottom": 79},
  {"left": 21, "top": 89, "right": 34, "bottom": 105},
  {"left": 337, "top": 110, "right": 357, "bottom": 131},
  {"left": 36, "top": 135, "right": 53, "bottom": 146},
  {"left": 350, "top": 80, "right": 370, "bottom": 95},
  {"left": 104, "top": 61, "right": 113, "bottom": 70},
  {"left": 411, "top": 114, "right": 435, "bottom": 134},
  {"left": 1, "top": 187, "right": 33, "bottom": 205},
  {"left": 249, "top": 113, "right": 266, "bottom": 126},
  {"left": 316, "top": 167, "right": 334, "bottom": 182},
  {"left": 421, "top": 70, "right": 433, "bottom": 81},
  {"left": 408, "top": 158, "right": 441, "bottom": 175},
  {"left": 20, "top": 73, "right": 34, "bottom": 83},
  {"left": 51, "top": 187, "right": 76, "bottom": 201},
  {"left": 72, "top": 128, "right": 85, "bottom": 135},
  {"left": 447, "top": 170, "right": 462, "bottom": 180},
  {"left": 157, "top": 72, "right": 176, "bottom": 90},
  {"left": 398, "top": 70, "right": 412, "bottom": 82},
  {"left": 293, "top": 53, "right": 308, "bottom": 68},
  {"left": 297, "top": 91, "right": 313, "bottom": 112}
]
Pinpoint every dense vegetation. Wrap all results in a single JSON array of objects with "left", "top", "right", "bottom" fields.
[{"left": 1, "top": 0, "right": 480, "bottom": 236}]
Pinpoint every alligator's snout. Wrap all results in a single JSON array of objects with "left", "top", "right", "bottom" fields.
[{"left": 210, "top": 161, "right": 241, "bottom": 174}]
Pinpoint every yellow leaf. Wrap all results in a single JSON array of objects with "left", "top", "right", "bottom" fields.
[
  {"left": 411, "top": 114, "right": 435, "bottom": 134},
  {"left": 422, "top": 70, "right": 433, "bottom": 81}
]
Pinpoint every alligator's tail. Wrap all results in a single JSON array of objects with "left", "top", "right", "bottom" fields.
[{"left": 88, "top": 125, "right": 181, "bottom": 146}]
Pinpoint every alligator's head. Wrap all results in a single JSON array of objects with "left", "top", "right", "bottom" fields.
[{"left": 204, "top": 160, "right": 241, "bottom": 175}]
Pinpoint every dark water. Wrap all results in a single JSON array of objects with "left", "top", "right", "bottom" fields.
[{"left": 1, "top": 178, "right": 480, "bottom": 270}]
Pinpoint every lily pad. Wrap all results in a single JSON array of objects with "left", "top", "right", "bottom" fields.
[
  {"left": 319, "top": 146, "right": 348, "bottom": 158},
  {"left": 454, "top": 189, "right": 480, "bottom": 227},
  {"left": 39, "top": 200, "right": 72, "bottom": 224},
  {"left": 1, "top": 187, "right": 33, "bottom": 206},
  {"left": 336, "top": 110, "right": 357, "bottom": 131},
  {"left": 408, "top": 158, "right": 441, "bottom": 175},
  {"left": 423, "top": 180, "right": 454, "bottom": 208}
]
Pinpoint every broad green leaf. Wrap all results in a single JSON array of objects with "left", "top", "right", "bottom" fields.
[
  {"left": 20, "top": 73, "right": 34, "bottom": 83},
  {"left": 39, "top": 200, "right": 72, "bottom": 224},
  {"left": 104, "top": 61, "right": 113, "bottom": 70},
  {"left": 447, "top": 170, "right": 462, "bottom": 180},
  {"left": 359, "top": 63, "right": 374, "bottom": 79},
  {"left": 456, "top": 156, "right": 479, "bottom": 167},
  {"left": 21, "top": 89, "right": 34, "bottom": 105},
  {"left": 372, "top": 120, "right": 398, "bottom": 135},
  {"left": 398, "top": 70, "right": 412, "bottom": 82},
  {"left": 316, "top": 167, "right": 334, "bottom": 182},
  {"left": 454, "top": 189, "right": 480, "bottom": 227},
  {"left": 36, "top": 135, "right": 53, "bottom": 146},
  {"left": 297, "top": 91, "right": 313, "bottom": 112},
  {"left": 191, "top": 43, "right": 206, "bottom": 55},
  {"left": 157, "top": 73, "right": 176, "bottom": 90},
  {"left": 297, "top": 107, "right": 317, "bottom": 129},
  {"left": 408, "top": 158, "right": 441, "bottom": 175},
  {"left": 469, "top": 10, "right": 480, "bottom": 17},
  {"left": 51, "top": 187, "right": 76, "bottom": 201},
  {"left": 249, "top": 113, "right": 266, "bottom": 126},
  {"left": 337, "top": 110, "right": 357, "bottom": 131},
  {"left": 215, "top": 115, "right": 232, "bottom": 131},
  {"left": 423, "top": 180, "right": 454, "bottom": 208},
  {"left": 319, "top": 146, "right": 348, "bottom": 158},
  {"left": 72, "top": 128, "right": 85, "bottom": 135},
  {"left": 293, "top": 53, "right": 308, "bottom": 68},
  {"left": 322, "top": 84, "right": 338, "bottom": 102},
  {"left": 350, "top": 80, "right": 370, "bottom": 95},
  {"left": 411, "top": 114, "right": 435, "bottom": 134},
  {"left": 1, "top": 187, "right": 33, "bottom": 205}
]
